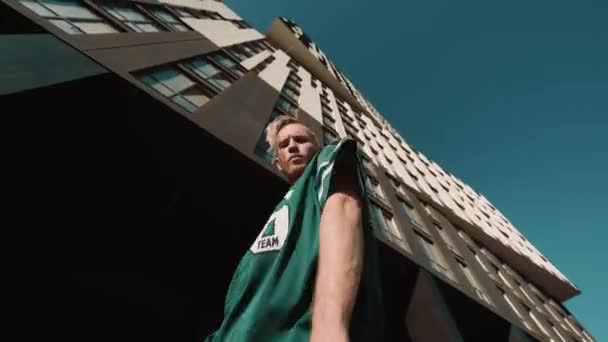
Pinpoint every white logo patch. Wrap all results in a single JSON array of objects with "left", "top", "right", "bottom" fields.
[{"left": 250, "top": 190, "right": 293, "bottom": 254}]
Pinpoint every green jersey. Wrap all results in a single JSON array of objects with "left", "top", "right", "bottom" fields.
[{"left": 206, "top": 139, "right": 384, "bottom": 341}]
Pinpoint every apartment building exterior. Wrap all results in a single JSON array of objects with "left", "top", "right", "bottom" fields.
[{"left": 0, "top": 0, "right": 593, "bottom": 341}]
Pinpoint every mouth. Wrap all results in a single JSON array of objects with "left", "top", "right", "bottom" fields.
[{"left": 289, "top": 155, "right": 303, "bottom": 162}]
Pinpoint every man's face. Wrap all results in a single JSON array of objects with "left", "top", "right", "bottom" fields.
[{"left": 275, "top": 123, "right": 319, "bottom": 183}]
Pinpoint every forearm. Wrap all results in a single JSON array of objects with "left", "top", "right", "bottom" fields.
[{"left": 312, "top": 192, "right": 364, "bottom": 338}]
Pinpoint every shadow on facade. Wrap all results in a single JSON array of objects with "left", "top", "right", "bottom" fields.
[{"left": 1, "top": 73, "right": 287, "bottom": 341}]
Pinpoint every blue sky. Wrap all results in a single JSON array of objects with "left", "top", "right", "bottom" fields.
[{"left": 227, "top": 0, "right": 607, "bottom": 339}]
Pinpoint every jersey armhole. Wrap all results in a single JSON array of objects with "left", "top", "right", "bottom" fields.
[{"left": 316, "top": 139, "right": 367, "bottom": 211}]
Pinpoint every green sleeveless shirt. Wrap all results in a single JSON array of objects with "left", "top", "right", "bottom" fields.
[{"left": 206, "top": 139, "right": 384, "bottom": 341}]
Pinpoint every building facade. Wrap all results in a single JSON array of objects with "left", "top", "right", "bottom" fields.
[{"left": 0, "top": 0, "right": 594, "bottom": 341}]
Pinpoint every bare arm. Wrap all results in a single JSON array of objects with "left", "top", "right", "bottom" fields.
[{"left": 311, "top": 159, "right": 363, "bottom": 342}]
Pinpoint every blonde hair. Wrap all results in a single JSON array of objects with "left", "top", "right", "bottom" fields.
[{"left": 265, "top": 115, "right": 320, "bottom": 160}]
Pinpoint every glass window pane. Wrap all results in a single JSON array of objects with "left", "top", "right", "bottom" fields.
[
  {"left": 212, "top": 54, "right": 236, "bottom": 69},
  {"left": 49, "top": 18, "right": 81, "bottom": 34},
  {"left": 151, "top": 9, "right": 178, "bottom": 23},
  {"left": 73, "top": 21, "right": 118, "bottom": 34},
  {"left": 172, "top": 95, "right": 198, "bottom": 112},
  {"left": 101, "top": 6, "right": 119, "bottom": 18},
  {"left": 20, "top": 0, "right": 56, "bottom": 17},
  {"left": 115, "top": 6, "right": 147, "bottom": 21},
  {"left": 125, "top": 22, "right": 141, "bottom": 32},
  {"left": 181, "top": 87, "right": 210, "bottom": 107},
  {"left": 175, "top": 8, "right": 193, "bottom": 17},
  {"left": 283, "top": 87, "right": 298, "bottom": 101},
  {"left": 137, "top": 23, "right": 161, "bottom": 32},
  {"left": 208, "top": 74, "right": 232, "bottom": 90},
  {"left": 153, "top": 69, "right": 195, "bottom": 93},
  {"left": 241, "top": 45, "right": 254, "bottom": 57},
  {"left": 383, "top": 213, "right": 403, "bottom": 240},
  {"left": 277, "top": 97, "right": 295, "bottom": 113},
  {"left": 41, "top": 0, "right": 100, "bottom": 19},
  {"left": 172, "top": 23, "right": 189, "bottom": 31},
  {"left": 254, "top": 136, "right": 273, "bottom": 164},
  {"left": 370, "top": 206, "right": 386, "bottom": 232},
  {"left": 141, "top": 75, "right": 174, "bottom": 97},
  {"left": 188, "top": 59, "right": 219, "bottom": 78}
]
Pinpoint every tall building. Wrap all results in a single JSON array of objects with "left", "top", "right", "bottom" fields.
[{"left": 1, "top": 0, "right": 593, "bottom": 341}]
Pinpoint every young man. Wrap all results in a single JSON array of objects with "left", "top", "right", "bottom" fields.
[{"left": 206, "top": 116, "right": 384, "bottom": 341}]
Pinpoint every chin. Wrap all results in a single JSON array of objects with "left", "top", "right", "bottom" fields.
[{"left": 287, "top": 166, "right": 306, "bottom": 181}]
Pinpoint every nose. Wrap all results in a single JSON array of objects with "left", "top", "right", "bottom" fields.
[{"left": 287, "top": 138, "right": 299, "bottom": 153}]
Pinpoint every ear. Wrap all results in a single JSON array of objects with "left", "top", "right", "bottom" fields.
[{"left": 275, "top": 157, "right": 283, "bottom": 172}]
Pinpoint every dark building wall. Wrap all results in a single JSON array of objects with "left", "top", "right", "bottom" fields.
[
  {"left": 0, "top": 33, "right": 107, "bottom": 95},
  {"left": 0, "top": 73, "right": 288, "bottom": 342}
]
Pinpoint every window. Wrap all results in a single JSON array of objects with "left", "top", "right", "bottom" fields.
[
  {"left": 254, "top": 111, "right": 282, "bottom": 164},
  {"left": 440, "top": 183, "right": 450, "bottom": 193},
  {"left": 149, "top": 7, "right": 189, "bottom": 31},
  {"left": 238, "top": 43, "right": 255, "bottom": 57},
  {"left": 174, "top": 7, "right": 195, "bottom": 18},
  {"left": 225, "top": 45, "right": 250, "bottom": 62},
  {"left": 323, "top": 127, "right": 338, "bottom": 145},
  {"left": 247, "top": 40, "right": 265, "bottom": 54},
  {"left": 288, "top": 72, "right": 303, "bottom": 83},
  {"left": 261, "top": 40, "right": 276, "bottom": 52},
  {"left": 102, "top": 3, "right": 162, "bottom": 32},
  {"left": 322, "top": 112, "right": 336, "bottom": 130},
  {"left": 285, "top": 79, "right": 300, "bottom": 91},
  {"left": 254, "top": 132, "right": 273, "bottom": 164},
  {"left": 503, "top": 292, "right": 525, "bottom": 319},
  {"left": 185, "top": 57, "right": 233, "bottom": 91},
  {"left": 370, "top": 205, "right": 406, "bottom": 242},
  {"left": 322, "top": 111, "right": 336, "bottom": 123},
  {"left": 320, "top": 94, "right": 331, "bottom": 106},
  {"left": 434, "top": 223, "right": 456, "bottom": 250},
  {"left": 524, "top": 302, "right": 551, "bottom": 336},
  {"left": 227, "top": 44, "right": 253, "bottom": 61},
  {"left": 282, "top": 86, "right": 299, "bottom": 102},
  {"left": 500, "top": 287, "right": 534, "bottom": 333},
  {"left": 399, "top": 199, "right": 425, "bottom": 229},
  {"left": 366, "top": 176, "right": 385, "bottom": 199},
  {"left": 209, "top": 53, "right": 245, "bottom": 77},
  {"left": 20, "top": 0, "right": 119, "bottom": 34},
  {"left": 137, "top": 52, "right": 242, "bottom": 112},
  {"left": 192, "top": 10, "right": 223, "bottom": 20},
  {"left": 407, "top": 170, "right": 418, "bottom": 181},
  {"left": 231, "top": 20, "right": 249, "bottom": 29},
  {"left": 253, "top": 55, "right": 275, "bottom": 73},
  {"left": 456, "top": 258, "right": 490, "bottom": 303},
  {"left": 276, "top": 96, "right": 297, "bottom": 115},
  {"left": 413, "top": 229, "right": 450, "bottom": 274},
  {"left": 343, "top": 119, "right": 358, "bottom": 134},
  {"left": 499, "top": 229, "right": 509, "bottom": 239},
  {"left": 140, "top": 68, "right": 212, "bottom": 112},
  {"left": 529, "top": 285, "right": 546, "bottom": 304},
  {"left": 547, "top": 320, "right": 568, "bottom": 342},
  {"left": 455, "top": 201, "right": 466, "bottom": 211}
]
